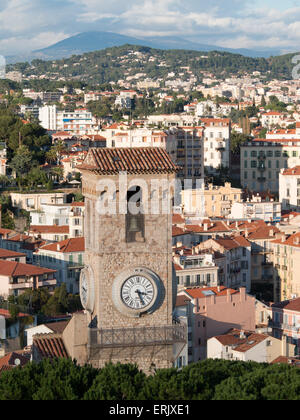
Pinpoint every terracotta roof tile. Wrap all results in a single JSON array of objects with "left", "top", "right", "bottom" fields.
[
  {"left": 33, "top": 334, "right": 68, "bottom": 359},
  {"left": 29, "top": 226, "right": 69, "bottom": 234},
  {"left": 0, "top": 352, "right": 30, "bottom": 370},
  {"left": 0, "top": 260, "right": 56, "bottom": 277},
  {"left": 0, "top": 248, "right": 26, "bottom": 259},
  {"left": 172, "top": 214, "right": 185, "bottom": 225},
  {"left": 183, "top": 286, "right": 239, "bottom": 299},
  {"left": 40, "top": 237, "right": 85, "bottom": 253},
  {"left": 272, "top": 297, "right": 300, "bottom": 312},
  {"left": 79, "top": 147, "right": 179, "bottom": 174},
  {"left": 282, "top": 166, "right": 300, "bottom": 176},
  {"left": 214, "top": 329, "right": 267, "bottom": 352}
]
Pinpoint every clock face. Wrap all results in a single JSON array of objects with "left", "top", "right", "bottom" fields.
[
  {"left": 121, "top": 275, "right": 154, "bottom": 310},
  {"left": 80, "top": 272, "right": 88, "bottom": 308},
  {"left": 112, "top": 268, "right": 161, "bottom": 317},
  {"left": 79, "top": 266, "right": 95, "bottom": 312}
]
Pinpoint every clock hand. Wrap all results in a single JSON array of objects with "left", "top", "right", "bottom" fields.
[{"left": 135, "top": 290, "right": 145, "bottom": 304}]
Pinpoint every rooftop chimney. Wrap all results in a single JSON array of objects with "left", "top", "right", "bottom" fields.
[{"left": 240, "top": 330, "right": 246, "bottom": 339}]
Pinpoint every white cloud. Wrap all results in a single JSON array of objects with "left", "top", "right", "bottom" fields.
[{"left": 0, "top": 0, "right": 300, "bottom": 55}]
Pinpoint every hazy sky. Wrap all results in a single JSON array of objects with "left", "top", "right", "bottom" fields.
[{"left": 1, "top": 0, "right": 300, "bottom": 55}]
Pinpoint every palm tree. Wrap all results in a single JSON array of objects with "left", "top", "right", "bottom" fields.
[{"left": 46, "top": 140, "right": 66, "bottom": 165}]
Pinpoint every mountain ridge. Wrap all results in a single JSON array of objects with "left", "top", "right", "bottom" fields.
[{"left": 6, "top": 31, "right": 285, "bottom": 64}]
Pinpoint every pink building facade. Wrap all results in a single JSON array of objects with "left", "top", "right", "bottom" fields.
[{"left": 176, "top": 286, "right": 256, "bottom": 362}]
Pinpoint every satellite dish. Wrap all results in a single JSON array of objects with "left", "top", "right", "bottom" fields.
[{"left": 14, "top": 358, "right": 21, "bottom": 366}]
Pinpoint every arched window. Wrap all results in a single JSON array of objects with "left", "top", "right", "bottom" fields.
[{"left": 126, "top": 186, "right": 145, "bottom": 243}]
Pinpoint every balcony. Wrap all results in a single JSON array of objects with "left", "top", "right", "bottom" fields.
[
  {"left": 9, "top": 282, "right": 33, "bottom": 290},
  {"left": 269, "top": 321, "right": 300, "bottom": 334},
  {"left": 257, "top": 177, "right": 266, "bottom": 182},
  {"left": 88, "top": 324, "right": 187, "bottom": 349},
  {"left": 216, "top": 144, "right": 225, "bottom": 151},
  {"left": 38, "top": 279, "right": 57, "bottom": 288}
]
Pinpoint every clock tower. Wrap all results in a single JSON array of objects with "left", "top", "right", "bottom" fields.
[{"left": 77, "top": 147, "right": 186, "bottom": 373}]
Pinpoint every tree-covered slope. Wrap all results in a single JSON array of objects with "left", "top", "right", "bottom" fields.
[{"left": 7, "top": 45, "right": 300, "bottom": 85}]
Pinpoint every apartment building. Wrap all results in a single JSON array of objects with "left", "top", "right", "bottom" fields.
[
  {"left": 10, "top": 192, "right": 67, "bottom": 212},
  {"left": 230, "top": 195, "right": 281, "bottom": 222},
  {"left": 247, "top": 225, "right": 282, "bottom": 301},
  {"left": 271, "top": 297, "right": 300, "bottom": 356},
  {"left": 30, "top": 202, "right": 84, "bottom": 239},
  {"left": 0, "top": 230, "right": 45, "bottom": 264},
  {"left": 279, "top": 166, "right": 300, "bottom": 211},
  {"left": 201, "top": 118, "right": 231, "bottom": 175},
  {"left": 56, "top": 109, "right": 95, "bottom": 135},
  {"left": 181, "top": 182, "right": 242, "bottom": 217},
  {"left": 39, "top": 105, "right": 57, "bottom": 131},
  {"left": 271, "top": 233, "right": 300, "bottom": 302},
  {"left": 207, "top": 328, "right": 293, "bottom": 363},
  {"left": 28, "top": 225, "right": 70, "bottom": 242},
  {"left": 20, "top": 104, "right": 40, "bottom": 120},
  {"left": 240, "top": 138, "right": 300, "bottom": 194},
  {"left": 174, "top": 127, "right": 204, "bottom": 187},
  {"left": 173, "top": 246, "right": 222, "bottom": 290},
  {"left": 175, "top": 286, "right": 256, "bottom": 361},
  {"left": 84, "top": 92, "right": 102, "bottom": 104},
  {"left": 0, "top": 260, "right": 56, "bottom": 298},
  {"left": 33, "top": 237, "right": 85, "bottom": 294},
  {"left": 261, "top": 111, "right": 285, "bottom": 128},
  {"left": 194, "top": 236, "right": 251, "bottom": 292},
  {"left": 39, "top": 106, "right": 98, "bottom": 135},
  {"left": 0, "top": 248, "right": 26, "bottom": 263}
]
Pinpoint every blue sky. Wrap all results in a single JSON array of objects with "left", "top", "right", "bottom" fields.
[{"left": 0, "top": 0, "right": 300, "bottom": 55}]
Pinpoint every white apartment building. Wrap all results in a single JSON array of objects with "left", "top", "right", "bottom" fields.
[
  {"left": 84, "top": 92, "right": 102, "bottom": 104},
  {"left": 39, "top": 105, "right": 57, "bottom": 131},
  {"left": 279, "top": 166, "right": 300, "bottom": 211},
  {"left": 201, "top": 118, "right": 231, "bottom": 175},
  {"left": 10, "top": 192, "right": 67, "bottom": 212},
  {"left": 115, "top": 95, "right": 132, "bottom": 109},
  {"left": 230, "top": 197, "right": 281, "bottom": 223},
  {"left": 207, "top": 329, "right": 292, "bottom": 363},
  {"left": 38, "top": 106, "right": 97, "bottom": 135},
  {"left": 173, "top": 248, "right": 221, "bottom": 290},
  {"left": 196, "top": 101, "right": 218, "bottom": 117},
  {"left": 147, "top": 114, "right": 198, "bottom": 127},
  {"left": 56, "top": 109, "right": 96, "bottom": 135},
  {"left": 266, "top": 125, "right": 300, "bottom": 140},
  {"left": 261, "top": 112, "right": 285, "bottom": 128},
  {"left": 30, "top": 202, "right": 84, "bottom": 238}
]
